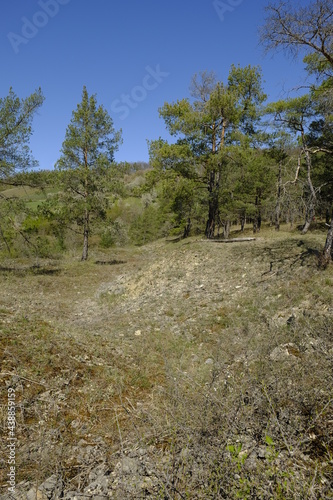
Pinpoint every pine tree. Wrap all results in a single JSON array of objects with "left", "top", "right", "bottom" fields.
[
  {"left": 0, "top": 88, "right": 44, "bottom": 254},
  {"left": 149, "top": 66, "right": 266, "bottom": 239},
  {"left": 0, "top": 87, "right": 44, "bottom": 180},
  {"left": 57, "top": 86, "right": 122, "bottom": 260}
]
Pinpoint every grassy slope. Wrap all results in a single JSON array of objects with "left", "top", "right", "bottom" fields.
[
  {"left": 0, "top": 227, "right": 332, "bottom": 498},
  {"left": 0, "top": 185, "right": 58, "bottom": 211}
]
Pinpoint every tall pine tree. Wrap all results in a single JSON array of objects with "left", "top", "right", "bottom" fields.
[{"left": 57, "top": 86, "right": 122, "bottom": 260}]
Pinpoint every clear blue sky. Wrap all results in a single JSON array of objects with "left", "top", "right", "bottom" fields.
[{"left": 1, "top": 0, "right": 312, "bottom": 169}]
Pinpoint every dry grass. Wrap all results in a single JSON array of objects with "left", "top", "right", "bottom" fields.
[{"left": 0, "top": 225, "right": 332, "bottom": 498}]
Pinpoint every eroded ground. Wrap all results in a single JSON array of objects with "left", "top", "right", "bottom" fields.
[{"left": 1, "top": 229, "right": 332, "bottom": 498}]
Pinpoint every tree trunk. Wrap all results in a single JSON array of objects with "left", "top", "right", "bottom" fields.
[
  {"left": 223, "top": 220, "right": 231, "bottom": 239},
  {"left": 253, "top": 214, "right": 262, "bottom": 233},
  {"left": 240, "top": 212, "right": 246, "bottom": 232},
  {"left": 275, "top": 161, "right": 282, "bottom": 231},
  {"left": 321, "top": 208, "right": 333, "bottom": 267},
  {"left": 205, "top": 203, "right": 216, "bottom": 238},
  {"left": 0, "top": 223, "right": 11, "bottom": 255},
  {"left": 205, "top": 122, "right": 223, "bottom": 239},
  {"left": 183, "top": 218, "right": 191, "bottom": 239},
  {"left": 301, "top": 202, "right": 315, "bottom": 235},
  {"left": 81, "top": 209, "right": 89, "bottom": 261},
  {"left": 253, "top": 189, "right": 262, "bottom": 234},
  {"left": 326, "top": 208, "right": 330, "bottom": 225},
  {"left": 205, "top": 171, "right": 219, "bottom": 239},
  {"left": 301, "top": 145, "right": 316, "bottom": 235},
  {"left": 81, "top": 154, "right": 90, "bottom": 261}
]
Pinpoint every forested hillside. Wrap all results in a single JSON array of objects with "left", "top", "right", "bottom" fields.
[{"left": 0, "top": 1, "right": 333, "bottom": 264}]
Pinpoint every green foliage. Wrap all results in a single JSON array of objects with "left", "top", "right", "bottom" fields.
[
  {"left": 0, "top": 87, "right": 44, "bottom": 179},
  {"left": 260, "top": 0, "right": 333, "bottom": 260},
  {"left": 129, "top": 202, "right": 168, "bottom": 245},
  {"left": 1, "top": 5, "right": 332, "bottom": 256},
  {"left": 100, "top": 228, "right": 115, "bottom": 248},
  {"left": 55, "top": 86, "right": 122, "bottom": 260},
  {"left": 0, "top": 88, "right": 45, "bottom": 256},
  {"left": 227, "top": 443, "right": 247, "bottom": 467},
  {"left": 228, "top": 63, "right": 267, "bottom": 135},
  {"left": 265, "top": 95, "right": 314, "bottom": 137},
  {"left": 149, "top": 66, "right": 268, "bottom": 238},
  {"left": 100, "top": 219, "right": 129, "bottom": 248}
]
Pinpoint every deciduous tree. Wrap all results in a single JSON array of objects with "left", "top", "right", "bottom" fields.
[
  {"left": 260, "top": 0, "right": 333, "bottom": 263},
  {"left": 265, "top": 95, "right": 319, "bottom": 234}
]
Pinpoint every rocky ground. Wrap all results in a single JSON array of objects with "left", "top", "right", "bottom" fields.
[{"left": 0, "top": 228, "right": 332, "bottom": 498}]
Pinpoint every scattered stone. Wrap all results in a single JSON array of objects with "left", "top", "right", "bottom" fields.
[
  {"left": 116, "top": 456, "right": 139, "bottom": 475},
  {"left": 84, "top": 474, "right": 109, "bottom": 496},
  {"left": 1, "top": 237, "right": 332, "bottom": 499},
  {"left": 270, "top": 343, "right": 300, "bottom": 361},
  {"left": 286, "top": 314, "right": 296, "bottom": 326},
  {"left": 25, "top": 474, "right": 64, "bottom": 500}
]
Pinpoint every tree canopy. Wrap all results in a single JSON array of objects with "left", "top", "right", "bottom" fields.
[{"left": 0, "top": 87, "right": 44, "bottom": 181}]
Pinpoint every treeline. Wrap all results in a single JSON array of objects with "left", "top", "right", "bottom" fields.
[{"left": 0, "top": 0, "right": 332, "bottom": 264}]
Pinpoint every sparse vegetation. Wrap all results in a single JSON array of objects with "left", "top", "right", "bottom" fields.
[{"left": 0, "top": 227, "right": 332, "bottom": 498}]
